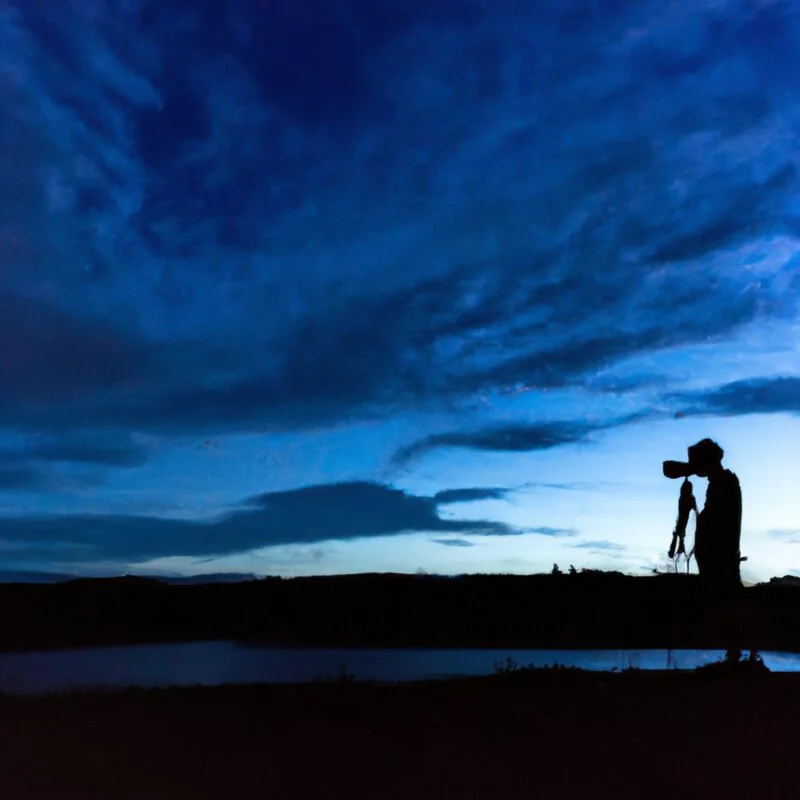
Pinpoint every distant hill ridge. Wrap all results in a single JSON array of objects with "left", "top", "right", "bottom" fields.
[
  {"left": 0, "top": 570, "right": 799, "bottom": 654},
  {"left": 0, "top": 571, "right": 259, "bottom": 585}
]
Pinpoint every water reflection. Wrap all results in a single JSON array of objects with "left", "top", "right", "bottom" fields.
[{"left": 0, "top": 642, "right": 797, "bottom": 695}]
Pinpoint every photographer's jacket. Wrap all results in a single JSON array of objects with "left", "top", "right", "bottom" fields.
[{"left": 694, "top": 469, "right": 742, "bottom": 588}]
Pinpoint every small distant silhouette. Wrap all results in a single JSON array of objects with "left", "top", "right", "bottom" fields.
[
  {"left": 552, "top": 563, "right": 562, "bottom": 575},
  {"left": 568, "top": 565, "right": 577, "bottom": 575}
]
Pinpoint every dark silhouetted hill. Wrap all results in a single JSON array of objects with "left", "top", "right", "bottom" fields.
[
  {"left": 0, "top": 570, "right": 81, "bottom": 584},
  {"left": 159, "top": 573, "right": 260, "bottom": 585},
  {"left": 0, "top": 570, "right": 258, "bottom": 585},
  {"left": 0, "top": 570, "right": 798, "bottom": 652}
]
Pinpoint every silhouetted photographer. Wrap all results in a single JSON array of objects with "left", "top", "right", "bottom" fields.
[
  {"left": 664, "top": 438, "right": 742, "bottom": 590},
  {"left": 664, "top": 439, "right": 755, "bottom": 665}
]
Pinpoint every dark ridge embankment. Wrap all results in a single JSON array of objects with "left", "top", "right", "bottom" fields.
[{"left": 0, "top": 571, "right": 797, "bottom": 653}]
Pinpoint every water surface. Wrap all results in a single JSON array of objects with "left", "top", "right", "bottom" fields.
[{"left": 0, "top": 642, "right": 797, "bottom": 696}]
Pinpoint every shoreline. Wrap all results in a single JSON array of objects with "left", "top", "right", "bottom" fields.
[
  {"left": 0, "top": 658, "right": 782, "bottom": 697},
  {"left": 2, "top": 635, "right": 800, "bottom": 657}
]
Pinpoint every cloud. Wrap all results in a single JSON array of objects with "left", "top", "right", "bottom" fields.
[
  {"left": 767, "top": 529, "right": 800, "bottom": 543},
  {"left": 1, "top": 0, "right": 799, "bottom": 436},
  {"left": 584, "top": 372, "right": 671, "bottom": 395},
  {"left": 529, "top": 527, "right": 578, "bottom": 538},
  {"left": 0, "top": 466, "right": 46, "bottom": 491},
  {"left": 430, "top": 538, "right": 475, "bottom": 548},
  {"left": 0, "top": 433, "right": 149, "bottom": 492},
  {"left": 520, "top": 481, "right": 614, "bottom": 491},
  {"left": 0, "top": 480, "right": 519, "bottom": 564},
  {"left": 432, "top": 487, "right": 508, "bottom": 504},
  {"left": 393, "top": 412, "right": 653, "bottom": 463},
  {"left": 0, "top": 293, "right": 156, "bottom": 429},
  {"left": 394, "top": 421, "right": 596, "bottom": 465},
  {"left": 674, "top": 376, "right": 800, "bottom": 417},
  {"left": 25, "top": 434, "right": 149, "bottom": 467},
  {"left": 573, "top": 540, "right": 627, "bottom": 552}
]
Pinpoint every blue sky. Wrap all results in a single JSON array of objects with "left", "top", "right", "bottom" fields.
[{"left": 0, "top": 0, "right": 799, "bottom": 582}]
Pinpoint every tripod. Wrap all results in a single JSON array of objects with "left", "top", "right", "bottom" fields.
[{"left": 668, "top": 477, "right": 697, "bottom": 569}]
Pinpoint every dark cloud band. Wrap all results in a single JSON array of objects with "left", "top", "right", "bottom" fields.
[{"left": 0, "top": 480, "right": 524, "bottom": 564}]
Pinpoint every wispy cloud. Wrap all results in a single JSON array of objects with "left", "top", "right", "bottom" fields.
[
  {"left": 519, "top": 481, "right": 622, "bottom": 492},
  {"left": 529, "top": 527, "right": 578, "bottom": 538},
  {"left": 573, "top": 540, "right": 627, "bottom": 552},
  {"left": 0, "top": 480, "right": 520, "bottom": 564},
  {"left": 674, "top": 376, "right": 800, "bottom": 418},
  {"left": 393, "top": 412, "right": 654, "bottom": 464},
  {"left": 767, "top": 529, "right": 800, "bottom": 543},
  {"left": 0, "top": 466, "right": 46, "bottom": 491},
  {"left": 0, "top": 433, "right": 150, "bottom": 493},
  {"left": 432, "top": 487, "right": 509, "bottom": 504},
  {"left": 430, "top": 538, "right": 475, "bottom": 548},
  {"left": 27, "top": 434, "right": 149, "bottom": 467},
  {"left": 394, "top": 421, "right": 594, "bottom": 465},
  {"left": 1, "top": 0, "right": 797, "bottom": 437}
]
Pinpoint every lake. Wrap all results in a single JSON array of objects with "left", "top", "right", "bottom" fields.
[{"left": 0, "top": 642, "right": 798, "bottom": 695}]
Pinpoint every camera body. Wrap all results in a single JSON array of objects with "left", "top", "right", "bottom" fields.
[{"left": 663, "top": 459, "right": 693, "bottom": 480}]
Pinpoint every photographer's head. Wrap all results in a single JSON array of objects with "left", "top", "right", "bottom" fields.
[
  {"left": 663, "top": 438, "right": 725, "bottom": 479},
  {"left": 687, "top": 438, "right": 724, "bottom": 478}
]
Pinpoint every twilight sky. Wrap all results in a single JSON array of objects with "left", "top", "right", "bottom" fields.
[{"left": 1, "top": 0, "right": 799, "bottom": 582}]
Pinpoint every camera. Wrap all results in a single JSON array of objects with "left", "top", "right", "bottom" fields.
[
  {"left": 664, "top": 439, "right": 723, "bottom": 481},
  {"left": 663, "top": 460, "right": 692, "bottom": 480}
]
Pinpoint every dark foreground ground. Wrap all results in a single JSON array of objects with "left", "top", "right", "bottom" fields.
[{"left": 1, "top": 668, "right": 797, "bottom": 799}]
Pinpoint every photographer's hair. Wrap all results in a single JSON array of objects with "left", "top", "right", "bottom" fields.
[{"left": 688, "top": 438, "right": 724, "bottom": 465}]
